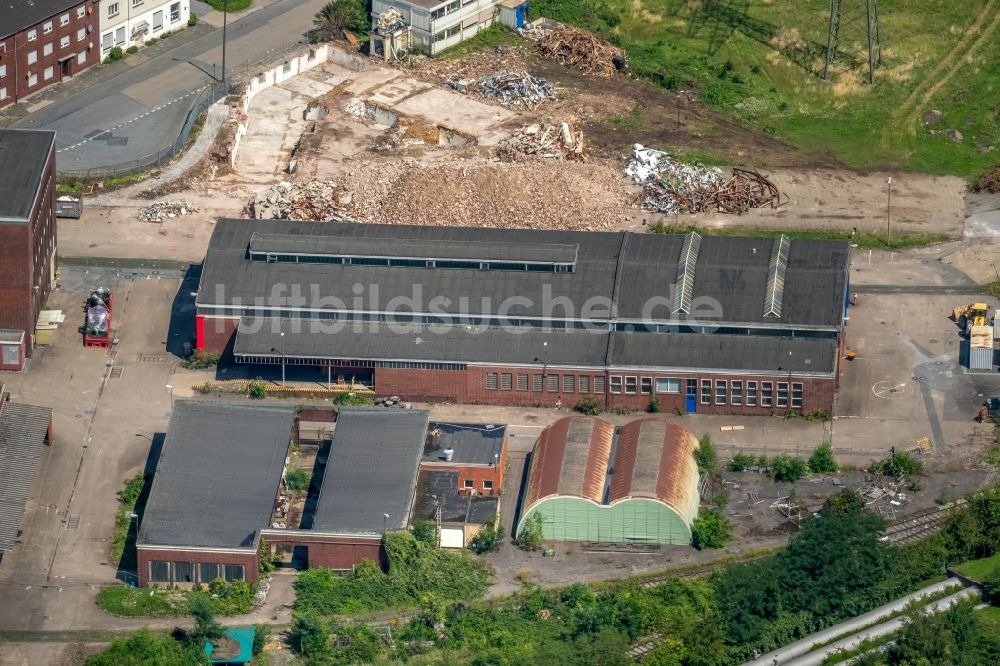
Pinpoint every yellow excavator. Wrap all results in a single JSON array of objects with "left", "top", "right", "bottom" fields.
[{"left": 955, "top": 303, "right": 989, "bottom": 333}]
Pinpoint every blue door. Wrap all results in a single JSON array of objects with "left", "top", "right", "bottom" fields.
[
  {"left": 685, "top": 394, "right": 697, "bottom": 413},
  {"left": 516, "top": 5, "right": 526, "bottom": 28}
]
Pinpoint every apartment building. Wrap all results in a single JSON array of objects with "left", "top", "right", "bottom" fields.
[
  {"left": 371, "top": 0, "right": 520, "bottom": 56},
  {"left": 0, "top": 0, "right": 100, "bottom": 109},
  {"left": 97, "top": 0, "right": 188, "bottom": 58}
]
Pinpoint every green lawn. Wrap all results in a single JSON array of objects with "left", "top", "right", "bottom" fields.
[
  {"left": 533, "top": 0, "right": 1000, "bottom": 179},
  {"left": 954, "top": 552, "right": 1000, "bottom": 582}
]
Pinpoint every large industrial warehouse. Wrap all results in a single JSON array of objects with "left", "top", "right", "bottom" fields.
[
  {"left": 516, "top": 415, "right": 700, "bottom": 545},
  {"left": 196, "top": 219, "right": 850, "bottom": 415}
]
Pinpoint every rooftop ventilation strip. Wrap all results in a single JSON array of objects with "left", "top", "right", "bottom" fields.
[
  {"left": 763, "top": 234, "right": 790, "bottom": 318},
  {"left": 672, "top": 231, "right": 701, "bottom": 315}
]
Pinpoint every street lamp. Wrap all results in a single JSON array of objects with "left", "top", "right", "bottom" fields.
[
  {"left": 221, "top": 0, "right": 229, "bottom": 84},
  {"left": 270, "top": 332, "right": 286, "bottom": 387},
  {"left": 383, "top": 512, "right": 390, "bottom": 534}
]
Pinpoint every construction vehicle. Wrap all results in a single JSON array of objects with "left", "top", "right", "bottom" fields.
[{"left": 954, "top": 303, "right": 989, "bottom": 333}]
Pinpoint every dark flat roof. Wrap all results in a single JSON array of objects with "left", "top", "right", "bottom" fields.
[
  {"left": 413, "top": 470, "right": 499, "bottom": 525},
  {"left": 234, "top": 318, "right": 837, "bottom": 375},
  {"left": 423, "top": 422, "right": 505, "bottom": 466},
  {"left": 312, "top": 407, "right": 428, "bottom": 534},
  {"left": 138, "top": 402, "right": 295, "bottom": 550},
  {"left": 0, "top": 130, "right": 55, "bottom": 222},
  {"left": 0, "top": 401, "right": 52, "bottom": 551},
  {"left": 2, "top": 0, "right": 81, "bottom": 38},
  {"left": 199, "top": 220, "right": 849, "bottom": 329},
  {"left": 249, "top": 232, "right": 578, "bottom": 265}
]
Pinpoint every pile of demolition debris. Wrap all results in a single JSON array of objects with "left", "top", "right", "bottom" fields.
[
  {"left": 496, "top": 122, "right": 585, "bottom": 161},
  {"left": 625, "top": 144, "right": 780, "bottom": 215},
  {"left": 447, "top": 71, "right": 554, "bottom": 108},
  {"left": 246, "top": 180, "right": 359, "bottom": 221},
  {"left": 138, "top": 200, "right": 199, "bottom": 222},
  {"left": 974, "top": 163, "right": 1000, "bottom": 193},
  {"left": 531, "top": 24, "right": 627, "bottom": 77}
]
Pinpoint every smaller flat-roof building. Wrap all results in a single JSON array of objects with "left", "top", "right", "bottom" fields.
[
  {"left": 421, "top": 422, "right": 507, "bottom": 496},
  {"left": 136, "top": 402, "right": 296, "bottom": 587},
  {"left": 413, "top": 469, "right": 499, "bottom": 548},
  {"left": 517, "top": 415, "right": 700, "bottom": 546}
]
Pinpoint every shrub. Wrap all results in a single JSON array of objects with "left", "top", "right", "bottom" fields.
[
  {"left": 126, "top": 45, "right": 139, "bottom": 54},
  {"left": 284, "top": 465, "right": 309, "bottom": 491},
  {"left": 692, "top": 509, "right": 733, "bottom": 550},
  {"left": 410, "top": 42, "right": 431, "bottom": 56},
  {"left": 728, "top": 451, "right": 756, "bottom": 472},
  {"left": 289, "top": 611, "right": 331, "bottom": 658},
  {"left": 333, "top": 391, "right": 374, "bottom": 406},
  {"left": 188, "top": 13, "right": 198, "bottom": 26},
  {"left": 146, "top": 37, "right": 158, "bottom": 45},
  {"left": 807, "top": 442, "right": 838, "bottom": 474},
  {"left": 469, "top": 520, "right": 504, "bottom": 554},
  {"left": 517, "top": 512, "right": 544, "bottom": 551},
  {"left": 694, "top": 434, "right": 718, "bottom": 475},
  {"left": 252, "top": 624, "right": 270, "bottom": 656},
  {"left": 160, "top": 31, "right": 172, "bottom": 39},
  {"left": 246, "top": 381, "right": 266, "bottom": 399},
  {"left": 770, "top": 454, "right": 807, "bottom": 483},
  {"left": 181, "top": 349, "right": 221, "bottom": 369},
  {"left": 574, "top": 396, "right": 602, "bottom": 416},
  {"left": 822, "top": 489, "right": 866, "bottom": 518},
  {"left": 193, "top": 381, "right": 213, "bottom": 395},
  {"left": 103, "top": 47, "right": 124, "bottom": 63},
  {"left": 411, "top": 519, "right": 437, "bottom": 546},
  {"left": 868, "top": 452, "right": 923, "bottom": 477},
  {"left": 647, "top": 397, "right": 661, "bottom": 413},
  {"left": 119, "top": 474, "right": 145, "bottom": 505}
]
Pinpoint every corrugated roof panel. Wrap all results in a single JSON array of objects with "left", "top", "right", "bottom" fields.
[
  {"left": 523, "top": 416, "right": 614, "bottom": 508},
  {"left": 0, "top": 402, "right": 52, "bottom": 551}
]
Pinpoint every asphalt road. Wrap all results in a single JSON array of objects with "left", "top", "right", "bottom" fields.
[{"left": 13, "top": 0, "right": 330, "bottom": 173}]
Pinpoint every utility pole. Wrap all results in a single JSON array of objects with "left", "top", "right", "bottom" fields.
[
  {"left": 885, "top": 176, "right": 892, "bottom": 244},
  {"left": 221, "top": 0, "right": 228, "bottom": 83}
]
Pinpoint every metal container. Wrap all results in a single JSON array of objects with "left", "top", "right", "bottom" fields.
[
  {"left": 969, "top": 347, "right": 993, "bottom": 371},
  {"left": 993, "top": 315, "right": 1000, "bottom": 340}
]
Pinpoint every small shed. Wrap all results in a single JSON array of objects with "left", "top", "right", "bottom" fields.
[
  {"left": 0, "top": 330, "right": 25, "bottom": 372},
  {"left": 498, "top": 0, "right": 530, "bottom": 29}
]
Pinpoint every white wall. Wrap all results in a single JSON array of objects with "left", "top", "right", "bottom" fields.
[{"left": 98, "top": 0, "right": 188, "bottom": 55}]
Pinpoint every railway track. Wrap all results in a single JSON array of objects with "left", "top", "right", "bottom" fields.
[{"left": 882, "top": 500, "right": 965, "bottom": 545}]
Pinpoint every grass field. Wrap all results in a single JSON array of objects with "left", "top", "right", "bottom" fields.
[
  {"left": 954, "top": 552, "right": 1000, "bottom": 581},
  {"left": 533, "top": 0, "right": 1000, "bottom": 178}
]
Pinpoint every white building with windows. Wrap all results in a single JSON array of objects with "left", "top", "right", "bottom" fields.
[
  {"left": 97, "top": 0, "right": 188, "bottom": 57},
  {"left": 371, "top": 0, "right": 528, "bottom": 57}
]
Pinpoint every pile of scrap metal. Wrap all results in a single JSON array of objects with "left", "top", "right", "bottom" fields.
[
  {"left": 447, "top": 70, "right": 554, "bottom": 108},
  {"left": 495, "top": 122, "right": 585, "bottom": 161},
  {"left": 532, "top": 24, "right": 627, "bottom": 77},
  {"left": 625, "top": 144, "right": 780, "bottom": 215}
]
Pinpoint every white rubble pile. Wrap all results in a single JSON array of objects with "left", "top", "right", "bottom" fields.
[
  {"left": 138, "top": 200, "right": 199, "bottom": 222},
  {"left": 447, "top": 71, "right": 555, "bottom": 108},
  {"left": 246, "top": 180, "right": 360, "bottom": 222},
  {"left": 624, "top": 144, "right": 725, "bottom": 214},
  {"left": 496, "top": 122, "right": 586, "bottom": 161}
]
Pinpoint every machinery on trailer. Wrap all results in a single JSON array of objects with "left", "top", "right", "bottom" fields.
[{"left": 83, "top": 288, "right": 113, "bottom": 348}]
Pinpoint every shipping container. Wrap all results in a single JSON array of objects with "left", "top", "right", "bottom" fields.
[{"left": 969, "top": 347, "right": 993, "bottom": 371}]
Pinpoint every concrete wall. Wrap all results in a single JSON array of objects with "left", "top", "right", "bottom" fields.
[
  {"left": 262, "top": 531, "right": 385, "bottom": 570},
  {"left": 231, "top": 44, "right": 332, "bottom": 167},
  {"left": 0, "top": 2, "right": 100, "bottom": 109}
]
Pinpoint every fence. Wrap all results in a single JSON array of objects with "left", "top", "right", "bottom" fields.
[
  {"left": 54, "top": 38, "right": 334, "bottom": 180},
  {"left": 56, "top": 81, "right": 229, "bottom": 180}
]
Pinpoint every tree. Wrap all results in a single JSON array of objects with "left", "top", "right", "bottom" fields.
[
  {"left": 187, "top": 595, "right": 224, "bottom": 646},
  {"left": 694, "top": 434, "right": 718, "bottom": 475},
  {"left": 822, "top": 489, "right": 866, "bottom": 518},
  {"left": 469, "top": 520, "right": 505, "bottom": 554},
  {"left": 314, "top": 0, "right": 368, "bottom": 41},
  {"left": 517, "top": 512, "right": 545, "bottom": 551},
  {"left": 691, "top": 509, "right": 733, "bottom": 550},
  {"left": 86, "top": 628, "right": 207, "bottom": 665},
  {"left": 770, "top": 454, "right": 807, "bottom": 482},
  {"left": 411, "top": 519, "right": 437, "bottom": 546},
  {"left": 290, "top": 611, "right": 332, "bottom": 658},
  {"left": 983, "top": 566, "right": 1000, "bottom": 605},
  {"left": 727, "top": 451, "right": 755, "bottom": 472},
  {"left": 807, "top": 441, "right": 838, "bottom": 474}
]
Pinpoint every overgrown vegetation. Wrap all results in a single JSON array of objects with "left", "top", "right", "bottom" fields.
[
  {"left": 868, "top": 451, "right": 924, "bottom": 477},
  {"left": 694, "top": 434, "right": 718, "bottom": 475},
  {"left": 111, "top": 474, "right": 145, "bottom": 562},
  {"left": 85, "top": 628, "right": 207, "bottom": 665},
  {"left": 313, "top": 0, "right": 367, "bottom": 41},
  {"left": 532, "top": 0, "right": 1000, "bottom": 179},
  {"left": 808, "top": 442, "right": 839, "bottom": 474},
  {"left": 246, "top": 380, "right": 267, "bottom": 399},
  {"left": 573, "top": 396, "right": 603, "bottom": 416},
  {"left": 180, "top": 350, "right": 220, "bottom": 369},
  {"left": 728, "top": 451, "right": 756, "bottom": 472},
  {"left": 284, "top": 465, "right": 310, "bottom": 491},
  {"left": 97, "top": 578, "right": 255, "bottom": 617},
  {"left": 294, "top": 531, "right": 491, "bottom": 615},
  {"left": 769, "top": 453, "right": 808, "bottom": 482},
  {"left": 649, "top": 222, "right": 953, "bottom": 249},
  {"left": 692, "top": 509, "right": 733, "bottom": 550},
  {"left": 438, "top": 22, "right": 522, "bottom": 60},
  {"left": 331, "top": 391, "right": 374, "bottom": 406},
  {"left": 517, "top": 512, "right": 545, "bottom": 551},
  {"left": 411, "top": 519, "right": 437, "bottom": 546},
  {"left": 469, "top": 519, "right": 505, "bottom": 554}
]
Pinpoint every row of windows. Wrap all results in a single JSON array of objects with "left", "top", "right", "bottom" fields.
[
  {"left": 24, "top": 28, "right": 87, "bottom": 66},
  {"left": 485, "top": 372, "right": 606, "bottom": 394},
  {"left": 24, "top": 7, "right": 86, "bottom": 41},
  {"left": 462, "top": 478, "right": 494, "bottom": 491},
  {"left": 698, "top": 379, "right": 803, "bottom": 408},
  {"left": 430, "top": 0, "right": 460, "bottom": 19},
  {"left": 432, "top": 24, "right": 461, "bottom": 42},
  {"left": 148, "top": 560, "right": 245, "bottom": 584},
  {"left": 250, "top": 252, "right": 574, "bottom": 273},
  {"left": 484, "top": 372, "right": 807, "bottom": 407}
]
